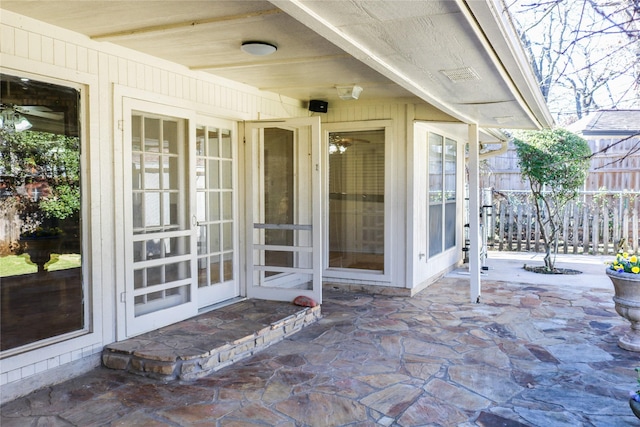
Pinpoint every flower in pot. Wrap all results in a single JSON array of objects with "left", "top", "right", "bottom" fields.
[{"left": 606, "top": 252, "right": 640, "bottom": 352}]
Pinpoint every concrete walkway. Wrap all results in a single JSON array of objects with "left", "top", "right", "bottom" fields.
[{"left": 2, "top": 252, "right": 639, "bottom": 426}]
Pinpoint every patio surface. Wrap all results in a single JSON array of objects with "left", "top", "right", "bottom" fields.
[{"left": 2, "top": 252, "right": 639, "bottom": 426}]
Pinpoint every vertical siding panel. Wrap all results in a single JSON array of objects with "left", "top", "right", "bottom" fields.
[
  {"left": 28, "top": 32, "right": 42, "bottom": 62},
  {"left": 108, "top": 56, "right": 119, "bottom": 84},
  {"left": 65, "top": 42, "right": 77, "bottom": 70},
  {"left": 127, "top": 60, "right": 137, "bottom": 88},
  {"left": 53, "top": 39, "right": 66, "bottom": 67},
  {"left": 0, "top": 26, "right": 16, "bottom": 55},
  {"left": 168, "top": 72, "right": 176, "bottom": 97},
  {"left": 87, "top": 49, "right": 99, "bottom": 75},
  {"left": 174, "top": 74, "right": 182, "bottom": 99},
  {"left": 134, "top": 62, "right": 143, "bottom": 89},
  {"left": 197, "top": 79, "right": 205, "bottom": 104},
  {"left": 14, "top": 28, "right": 29, "bottom": 59},
  {"left": 41, "top": 36, "right": 54, "bottom": 64},
  {"left": 152, "top": 67, "right": 161, "bottom": 94},
  {"left": 143, "top": 64, "right": 153, "bottom": 92},
  {"left": 117, "top": 58, "right": 127, "bottom": 86},
  {"left": 77, "top": 46, "right": 88, "bottom": 73},
  {"left": 160, "top": 70, "right": 169, "bottom": 97},
  {"left": 182, "top": 76, "right": 192, "bottom": 99}
]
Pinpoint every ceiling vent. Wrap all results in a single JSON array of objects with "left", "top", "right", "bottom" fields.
[{"left": 440, "top": 67, "right": 480, "bottom": 82}]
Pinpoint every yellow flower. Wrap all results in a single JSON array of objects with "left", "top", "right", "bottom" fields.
[
  {"left": 633, "top": 266, "right": 640, "bottom": 274},
  {"left": 623, "top": 252, "right": 630, "bottom": 259},
  {"left": 631, "top": 255, "right": 638, "bottom": 263}
]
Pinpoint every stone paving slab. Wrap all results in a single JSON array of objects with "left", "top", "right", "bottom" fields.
[{"left": 2, "top": 254, "right": 640, "bottom": 426}]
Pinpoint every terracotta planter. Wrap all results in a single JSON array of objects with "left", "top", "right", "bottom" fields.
[
  {"left": 606, "top": 269, "right": 640, "bottom": 352},
  {"left": 630, "top": 398, "right": 640, "bottom": 419}
]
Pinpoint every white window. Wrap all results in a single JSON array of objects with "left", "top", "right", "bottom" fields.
[{"left": 428, "top": 132, "right": 457, "bottom": 258}]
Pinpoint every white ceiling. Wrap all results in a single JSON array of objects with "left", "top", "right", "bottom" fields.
[{"left": 1, "top": 0, "right": 552, "bottom": 129}]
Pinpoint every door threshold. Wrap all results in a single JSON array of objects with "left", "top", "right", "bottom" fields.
[{"left": 198, "top": 296, "right": 247, "bottom": 314}]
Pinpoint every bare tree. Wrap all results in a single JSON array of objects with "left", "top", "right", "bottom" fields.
[{"left": 507, "top": 0, "right": 639, "bottom": 124}]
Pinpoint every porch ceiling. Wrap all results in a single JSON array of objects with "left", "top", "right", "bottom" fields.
[{"left": 1, "top": 0, "right": 552, "bottom": 129}]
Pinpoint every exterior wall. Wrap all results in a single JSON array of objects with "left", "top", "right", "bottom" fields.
[
  {"left": 0, "top": 10, "right": 465, "bottom": 401},
  {"left": 0, "top": 10, "right": 305, "bottom": 403}
]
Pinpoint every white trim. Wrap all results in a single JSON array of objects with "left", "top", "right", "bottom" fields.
[
  {"left": 321, "top": 120, "right": 393, "bottom": 283},
  {"left": 468, "top": 123, "right": 481, "bottom": 302},
  {"left": 0, "top": 65, "right": 105, "bottom": 375}
]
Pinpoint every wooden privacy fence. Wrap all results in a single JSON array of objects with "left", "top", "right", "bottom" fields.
[{"left": 487, "top": 191, "right": 640, "bottom": 255}]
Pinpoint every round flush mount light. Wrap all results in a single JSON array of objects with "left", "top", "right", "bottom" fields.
[{"left": 241, "top": 41, "right": 277, "bottom": 56}]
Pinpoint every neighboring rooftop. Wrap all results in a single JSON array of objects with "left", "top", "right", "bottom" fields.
[{"left": 568, "top": 109, "right": 640, "bottom": 137}]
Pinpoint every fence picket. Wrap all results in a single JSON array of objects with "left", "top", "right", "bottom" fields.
[
  {"left": 498, "top": 202, "right": 505, "bottom": 251},
  {"left": 633, "top": 209, "right": 639, "bottom": 253},
  {"left": 488, "top": 191, "right": 640, "bottom": 255},
  {"left": 573, "top": 203, "right": 580, "bottom": 254},
  {"left": 603, "top": 204, "right": 610, "bottom": 254},
  {"left": 592, "top": 208, "right": 600, "bottom": 255},
  {"left": 562, "top": 205, "right": 570, "bottom": 254},
  {"left": 534, "top": 206, "right": 540, "bottom": 252},
  {"left": 583, "top": 206, "right": 590, "bottom": 254},
  {"left": 516, "top": 205, "right": 523, "bottom": 252},
  {"left": 526, "top": 204, "right": 532, "bottom": 252}
]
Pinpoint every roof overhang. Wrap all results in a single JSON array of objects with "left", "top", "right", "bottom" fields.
[{"left": 1, "top": 0, "right": 553, "bottom": 130}]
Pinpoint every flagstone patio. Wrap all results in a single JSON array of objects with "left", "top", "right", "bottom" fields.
[{"left": 1, "top": 252, "right": 638, "bottom": 426}]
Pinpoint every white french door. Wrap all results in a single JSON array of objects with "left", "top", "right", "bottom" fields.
[
  {"left": 195, "top": 121, "right": 239, "bottom": 309},
  {"left": 120, "top": 97, "right": 239, "bottom": 338},
  {"left": 244, "top": 117, "right": 323, "bottom": 304}
]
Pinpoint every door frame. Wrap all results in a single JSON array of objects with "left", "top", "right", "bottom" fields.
[
  {"left": 242, "top": 117, "right": 323, "bottom": 305},
  {"left": 322, "top": 120, "right": 393, "bottom": 282}
]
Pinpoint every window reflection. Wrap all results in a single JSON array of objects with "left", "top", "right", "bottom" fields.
[
  {"left": 0, "top": 74, "right": 84, "bottom": 352},
  {"left": 328, "top": 129, "right": 385, "bottom": 271}
]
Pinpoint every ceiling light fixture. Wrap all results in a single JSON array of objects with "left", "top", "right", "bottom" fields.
[
  {"left": 336, "top": 85, "right": 363, "bottom": 100},
  {"left": 241, "top": 41, "right": 277, "bottom": 56},
  {"left": 0, "top": 105, "right": 32, "bottom": 133}
]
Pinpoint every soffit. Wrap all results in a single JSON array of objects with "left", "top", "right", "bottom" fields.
[{"left": 1, "top": 0, "right": 550, "bottom": 129}]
